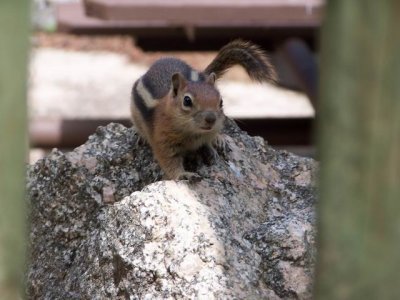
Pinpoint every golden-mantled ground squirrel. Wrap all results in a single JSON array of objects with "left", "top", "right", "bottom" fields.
[{"left": 131, "top": 40, "right": 276, "bottom": 181}]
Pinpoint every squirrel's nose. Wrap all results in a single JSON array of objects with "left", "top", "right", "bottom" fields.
[{"left": 204, "top": 112, "right": 217, "bottom": 125}]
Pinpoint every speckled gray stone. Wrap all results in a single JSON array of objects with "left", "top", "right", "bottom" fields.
[{"left": 27, "top": 119, "right": 318, "bottom": 299}]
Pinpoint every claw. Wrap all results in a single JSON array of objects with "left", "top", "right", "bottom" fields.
[
  {"left": 213, "top": 134, "right": 230, "bottom": 155},
  {"left": 177, "top": 172, "right": 202, "bottom": 183},
  {"left": 134, "top": 132, "right": 149, "bottom": 148}
]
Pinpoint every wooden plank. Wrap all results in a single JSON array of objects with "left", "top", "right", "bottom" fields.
[
  {"left": 57, "top": 3, "right": 168, "bottom": 34},
  {"left": 0, "top": 1, "right": 29, "bottom": 299},
  {"left": 316, "top": 1, "right": 400, "bottom": 299},
  {"left": 56, "top": 2, "right": 319, "bottom": 51},
  {"left": 56, "top": 2, "right": 319, "bottom": 49},
  {"left": 84, "top": 0, "right": 323, "bottom": 27},
  {"left": 29, "top": 117, "right": 313, "bottom": 149}
]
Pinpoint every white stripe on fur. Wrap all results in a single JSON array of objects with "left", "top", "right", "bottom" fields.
[
  {"left": 137, "top": 79, "right": 158, "bottom": 108},
  {"left": 190, "top": 70, "right": 199, "bottom": 82}
]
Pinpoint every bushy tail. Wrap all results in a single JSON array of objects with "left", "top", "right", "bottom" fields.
[{"left": 204, "top": 39, "right": 277, "bottom": 83}]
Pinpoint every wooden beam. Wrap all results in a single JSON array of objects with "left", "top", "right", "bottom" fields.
[
  {"left": 56, "top": 3, "right": 168, "bottom": 34},
  {"left": 83, "top": 0, "right": 323, "bottom": 26},
  {"left": 29, "top": 117, "right": 313, "bottom": 149},
  {"left": 316, "top": 1, "right": 400, "bottom": 298}
]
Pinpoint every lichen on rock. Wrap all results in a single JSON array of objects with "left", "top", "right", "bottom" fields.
[{"left": 27, "top": 119, "right": 318, "bottom": 299}]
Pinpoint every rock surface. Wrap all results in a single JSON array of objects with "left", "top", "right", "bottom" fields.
[{"left": 27, "top": 120, "right": 318, "bottom": 299}]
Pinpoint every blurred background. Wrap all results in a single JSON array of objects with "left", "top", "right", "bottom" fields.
[{"left": 30, "top": 0, "right": 323, "bottom": 163}]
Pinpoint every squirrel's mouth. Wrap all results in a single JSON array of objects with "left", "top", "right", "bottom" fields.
[{"left": 199, "top": 126, "right": 213, "bottom": 131}]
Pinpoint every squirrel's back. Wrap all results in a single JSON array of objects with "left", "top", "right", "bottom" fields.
[{"left": 141, "top": 58, "right": 206, "bottom": 99}]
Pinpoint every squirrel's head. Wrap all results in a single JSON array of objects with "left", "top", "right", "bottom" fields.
[{"left": 169, "top": 72, "right": 224, "bottom": 134}]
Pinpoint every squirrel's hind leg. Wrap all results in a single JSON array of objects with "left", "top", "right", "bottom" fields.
[{"left": 155, "top": 150, "right": 201, "bottom": 182}]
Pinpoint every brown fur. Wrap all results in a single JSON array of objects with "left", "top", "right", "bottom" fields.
[
  {"left": 150, "top": 76, "right": 224, "bottom": 179},
  {"left": 204, "top": 39, "right": 277, "bottom": 83},
  {"left": 131, "top": 40, "right": 276, "bottom": 180}
]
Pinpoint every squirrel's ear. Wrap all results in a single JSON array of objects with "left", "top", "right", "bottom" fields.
[
  {"left": 171, "top": 73, "right": 187, "bottom": 96},
  {"left": 206, "top": 72, "right": 216, "bottom": 85}
]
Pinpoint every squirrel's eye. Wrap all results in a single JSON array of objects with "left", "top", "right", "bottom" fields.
[
  {"left": 219, "top": 98, "right": 223, "bottom": 108},
  {"left": 183, "top": 95, "right": 193, "bottom": 107}
]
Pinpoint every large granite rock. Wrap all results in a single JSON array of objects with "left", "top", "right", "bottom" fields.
[{"left": 27, "top": 120, "right": 318, "bottom": 299}]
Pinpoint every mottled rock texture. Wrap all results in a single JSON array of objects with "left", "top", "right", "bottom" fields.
[{"left": 27, "top": 120, "right": 318, "bottom": 299}]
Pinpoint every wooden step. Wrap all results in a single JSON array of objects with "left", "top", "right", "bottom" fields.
[
  {"left": 56, "top": 2, "right": 165, "bottom": 34},
  {"left": 83, "top": 0, "right": 323, "bottom": 27}
]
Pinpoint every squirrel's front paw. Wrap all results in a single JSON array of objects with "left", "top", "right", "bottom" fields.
[
  {"left": 177, "top": 171, "right": 202, "bottom": 183},
  {"left": 213, "top": 135, "right": 230, "bottom": 156}
]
